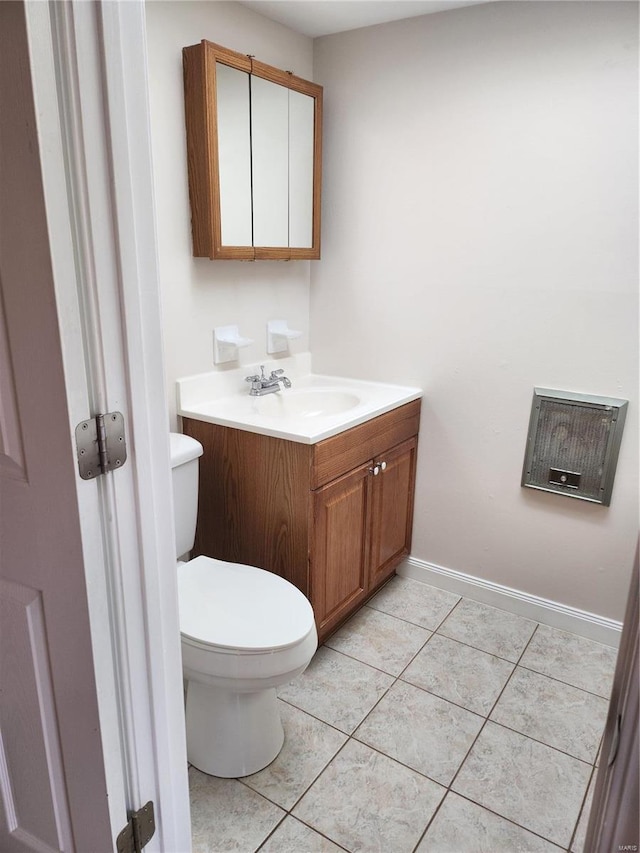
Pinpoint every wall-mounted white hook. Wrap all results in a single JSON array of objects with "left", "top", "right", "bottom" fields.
[
  {"left": 267, "top": 319, "right": 302, "bottom": 354},
  {"left": 213, "top": 325, "right": 253, "bottom": 364}
]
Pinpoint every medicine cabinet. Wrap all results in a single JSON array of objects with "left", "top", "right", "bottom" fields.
[{"left": 182, "top": 40, "right": 323, "bottom": 260}]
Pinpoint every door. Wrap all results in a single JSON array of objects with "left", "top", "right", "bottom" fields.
[
  {"left": 0, "top": 4, "right": 111, "bottom": 848},
  {"left": 1, "top": 2, "right": 191, "bottom": 851},
  {"left": 369, "top": 438, "right": 418, "bottom": 590},
  {"left": 584, "top": 548, "right": 638, "bottom": 851},
  {"left": 312, "top": 463, "right": 372, "bottom": 637}
]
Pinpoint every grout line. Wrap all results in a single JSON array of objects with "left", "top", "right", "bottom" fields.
[
  {"left": 288, "top": 815, "right": 351, "bottom": 852},
  {"left": 366, "top": 591, "right": 541, "bottom": 667},
  {"left": 410, "top": 789, "right": 569, "bottom": 853},
  {"left": 364, "top": 598, "right": 462, "bottom": 635},
  {"left": 251, "top": 753, "right": 353, "bottom": 853},
  {"left": 515, "top": 661, "right": 614, "bottom": 701},
  {"left": 252, "top": 812, "right": 287, "bottom": 853},
  {"left": 284, "top": 736, "right": 353, "bottom": 814},
  {"left": 566, "top": 762, "right": 598, "bottom": 853},
  {"left": 276, "top": 695, "right": 354, "bottom": 737},
  {"left": 240, "top": 731, "right": 355, "bottom": 851},
  {"left": 434, "top": 627, "right": 529, "bottom": 664},
  {"left": 445, "top": 792, "right": 569, "bottom": 851},
  {"left": 321, "top": 641, "right": 416, "bottom": 678},
  {"left": 339, "top": 618, "right": 439, "bottom": 738},
  {"left": 446, "top": 623, "right": 539, "bottom": 793},
  {"left": 481, "top": 719, "right": 595, "bottom": 767},
  {"left": 410, "top": 790, "right": 445, "bottom": 853}
]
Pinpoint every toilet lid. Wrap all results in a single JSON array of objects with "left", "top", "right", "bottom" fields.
[{"left": 177, "top": 555, "right": 315, "bottom": 652}]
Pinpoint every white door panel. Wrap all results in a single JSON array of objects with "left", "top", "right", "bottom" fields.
[{"left": 0, "top": 582, "right": 73, "bottom": 853}]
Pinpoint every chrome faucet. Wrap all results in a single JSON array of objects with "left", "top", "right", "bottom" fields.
[{"left": 245, "top": 365, "right": 292, "bottom": 396}]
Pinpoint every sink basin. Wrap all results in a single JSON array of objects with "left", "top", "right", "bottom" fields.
[
  {"left": 176, "top": 353, "right": 422, "bottom": 444},
  {"left": 256, "top": 389, "right": 361, "bottom": 418}
]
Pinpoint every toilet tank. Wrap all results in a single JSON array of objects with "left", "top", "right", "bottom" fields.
[{"left": 169, "top": 433, "right": 204, "bottom": 560}]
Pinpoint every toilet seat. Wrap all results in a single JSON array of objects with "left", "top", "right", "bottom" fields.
[{"left": 177, "top": 555, "right": 315, "bottom": 652}]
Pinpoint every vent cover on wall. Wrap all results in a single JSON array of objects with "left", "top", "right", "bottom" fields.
[{"left": 521, "top": 388, "right": 628, "bottom": 506}]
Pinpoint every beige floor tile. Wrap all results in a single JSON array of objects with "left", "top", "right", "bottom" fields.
[
  {"left": 189, "top": 767, "right": 284, "bottom": 853},
  {"left": 403, "top": 633, "right": 515, "bottom": 715},
  {"left": 278, "top": 646, "right": 393, "bottom": 733},
  {"left": 293, "top": 739, "right": 445, "bottom": 853},
  {"left": 367, "top": 575, "right": 460, "bottom": 630},
  {"left": 418, "top": 791, "right": 563, "bottom": 852},
  {"left": 520, "top": 624, "right": 617, "bottom": 698},
  {"left": 355, "top": 680, "right": 483, "bottom": 785},
  {"left": 452, "top": 722, "right": 592, "bottom": 848},
  {"left": 241, "top": 702, "right": 347, "bottom": 810},
  {"left": 571, "top": 768, "right": 597, "bottom": 852},
  {"left": 438, "top": 599, "right": 536, "bottom": 662},
  {"left": 490, "top": 667, "right": 609, "bottom": 762},
  {"left": 259, "top": 816, "right": 346, "bottom": 852},
  {"left": 325, "top": 606, "right": 430, "bottom": 675}
]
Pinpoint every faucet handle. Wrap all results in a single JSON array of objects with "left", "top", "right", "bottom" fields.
[
  {"left": 269, "top": 368, "right": 285, "bottom": 378},
  {"left": 244, "top": 373, "right": 260, "bottom": 383}
]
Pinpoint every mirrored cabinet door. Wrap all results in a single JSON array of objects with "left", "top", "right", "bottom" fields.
[
  {"left": 183, "top": 40, "right": 322, "bottom": 260},
  {"left": 250, "top": 75, "right": 289, "bottom": 249},
  {"left": 215, "top": 62, "right": 252, "bottom": 247},
  {"left": 289, "top": 89, "right": 315, "bottom": 250}
]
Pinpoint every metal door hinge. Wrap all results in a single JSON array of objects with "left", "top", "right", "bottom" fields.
[
  {"left": 75, "top": 411, "right": 127, "bottom": 480},
  {"left": 116, "top": 801, "right": 155, "bottom": 853}
]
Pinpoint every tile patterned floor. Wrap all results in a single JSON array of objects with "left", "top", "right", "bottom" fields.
[{"left": 188, "top": 576, "right": 617, "bottom": 853}]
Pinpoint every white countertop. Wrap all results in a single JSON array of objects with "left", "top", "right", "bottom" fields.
[{"left": 177, "top": 354, "right": 422, "bottom": 445}]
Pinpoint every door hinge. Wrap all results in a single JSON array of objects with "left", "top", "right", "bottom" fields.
[
  {"left": 74, "top": 411, "right": 127, "bottom": 480},
  {"left": 116, "top": 801, "right": 156, "bottom": 853}
]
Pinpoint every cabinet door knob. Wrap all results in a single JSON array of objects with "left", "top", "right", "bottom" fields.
[
  {"left": 379, "top": 461, "right": 387, "bottom": 471},
  {"left": 369, "top": 465, "right": 380, "bottom": 476}
]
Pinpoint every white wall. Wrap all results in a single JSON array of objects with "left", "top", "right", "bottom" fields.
[
  {"left": 312, "top": 1, "right": 638, "bottom": 621},
  {"left": 146, "top": 1, "right": 313, "bottom": 426}
]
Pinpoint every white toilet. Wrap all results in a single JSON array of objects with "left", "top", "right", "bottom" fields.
[{"left": 170, "top": 432, "right": 318, "bottom": 778}]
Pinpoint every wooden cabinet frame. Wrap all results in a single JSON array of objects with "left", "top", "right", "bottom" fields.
[{"left": 182, "top": 40, "right": 323, "bottom": 260}]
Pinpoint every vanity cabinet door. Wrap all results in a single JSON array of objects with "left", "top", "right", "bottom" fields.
[
  {"left": 311, "top": 462, "right": 373, "bottom": 638},
  {"left": 368, "top": 437, "right": 418, "bottom": 592}
]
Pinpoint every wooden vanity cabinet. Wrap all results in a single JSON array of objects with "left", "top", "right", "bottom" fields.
[{"left": 182, "top": 399, "right": 420, "bottom": 642}]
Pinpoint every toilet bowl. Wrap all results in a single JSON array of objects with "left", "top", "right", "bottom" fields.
[
  {"left": 170, "top": 433, "right": 318, "bottom": 778},
  {"left": 179, "top": 555, "right": 316, "bottom": 776}
]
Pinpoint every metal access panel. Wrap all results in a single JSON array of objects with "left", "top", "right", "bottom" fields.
[{"left": 521, "top": 388, "right": 628, "bottom": 506}]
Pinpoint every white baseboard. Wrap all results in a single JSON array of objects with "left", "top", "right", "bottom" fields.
[{"left": 398, "top": 556, "right": 622, "bottom": 648}]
